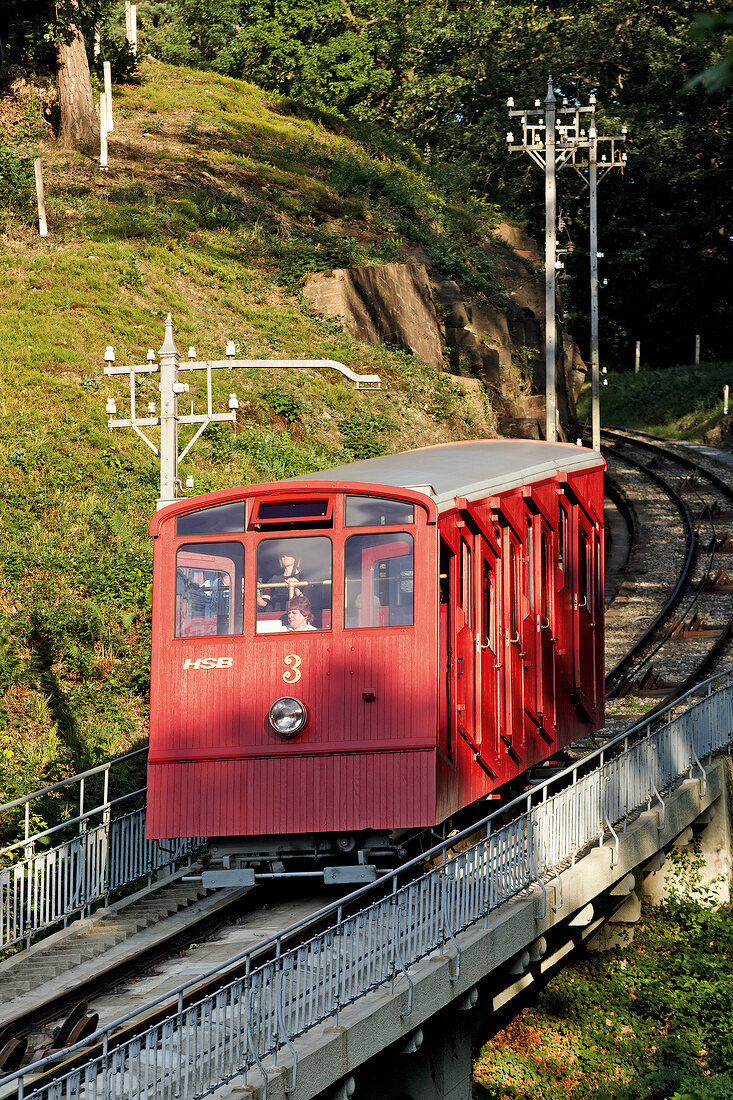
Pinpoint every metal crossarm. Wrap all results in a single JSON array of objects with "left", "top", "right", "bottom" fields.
[{"left": 102, "top": 315, "right": 381, "bottom": 509}]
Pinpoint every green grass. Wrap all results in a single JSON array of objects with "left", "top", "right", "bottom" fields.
[
  {"left": 0, "top": 61, "right": 502, "bottom": 819},
  {"left": 576, "top": 362, "right": 732, "bottom": 439}
]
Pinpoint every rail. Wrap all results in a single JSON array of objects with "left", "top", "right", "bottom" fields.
[
  {"left": 0, "top": 748, "right": 200, "bottom": 952},
  {"left": 8, "top": 668, "right": 732, "bottom": 1100}
]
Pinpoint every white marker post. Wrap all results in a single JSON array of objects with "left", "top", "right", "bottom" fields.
[
  {"left": 103, "top": 61, "right": 113, "bottom": 132},
  {"left": 695, "top": 334, "right": 701, "bottom": 365},
  {"left": 635, "top": 340, "right": 640, "bottom": 374},
  {"left": 129, "top": 4, "right": 138, "bottom": 54},
  {"left": 100, "top": 94, "right": 109, "bottom": 170},
  {"left": 33, "top": 158, "right": 48, "bottom": 237},
  {"left": 725, "top": 385, "right": 730, "bottom": 417}
]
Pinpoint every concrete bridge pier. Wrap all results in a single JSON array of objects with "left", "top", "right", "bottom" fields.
[
  {"left": 345, "top": 998, "right": 476, "bottom": 1100},
  {"left": 641, "top": 778, "right": 732, "bottom": 907}
]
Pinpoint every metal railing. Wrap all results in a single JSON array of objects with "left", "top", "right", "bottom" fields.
[
  {"left": 8, "top": 669, "right": 732, "bottom": 1100},
  {"left": 0, "top": 748, "right": 200, "bottom": 951}
]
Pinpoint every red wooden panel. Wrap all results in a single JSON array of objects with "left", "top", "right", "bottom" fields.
[{"left": 146, "top": 750, "right": 436, "bottom": 837}]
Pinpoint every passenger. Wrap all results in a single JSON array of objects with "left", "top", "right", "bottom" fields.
[
  {"left": 257, "top": 553, "right": 304, "bottom": 612},
  {"left": 285, "top": 596, "right": 317, "bottom": 632}
]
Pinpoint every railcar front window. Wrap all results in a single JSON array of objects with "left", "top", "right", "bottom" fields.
[
  {"left": 176, "top": 502, "right": 245, "bottom": 536},
  {"left": 256, "top": 536, "right": 332, "bottom": 633},
  {"left": 345, "top": 533, "right": 414, "bottom": 628},
  {"left": 345, "top": 496, "right": 414, "bottom": 527},
  {"left": 175, "top": 543, "right": 244, "bottom": 637}
]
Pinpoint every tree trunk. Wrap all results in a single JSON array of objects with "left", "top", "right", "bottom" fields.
[{"left": 56, "top": 0, "right": 99, "bottom": 152}]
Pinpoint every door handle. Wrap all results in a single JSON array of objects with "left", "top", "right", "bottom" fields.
[
  {"left": 456, "top": 657, "right": 464, "bottom": 676},
  {"left": 481, "top": 638, "right": 491, "bottom": 650}
]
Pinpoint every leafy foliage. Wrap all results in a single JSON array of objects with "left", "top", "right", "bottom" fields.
[
  {"left": 135, "top": 0, "right": 733, "bottom": 371},
  {"left": 577, "top": 360, "right": 733, "bottom": 438},
  {"left": 474, "top": 894, "right": 733, "bottom": 1099}
]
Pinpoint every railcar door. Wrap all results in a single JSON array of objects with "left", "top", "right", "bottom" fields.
[
  {"left": 573, "top": 510, "right": 600, "bottom": 720},
  {"left": 477, "top": 543, "right": 500, "bottom": 765},
  {"left": 455, "top": 534, "right": 476, "bottom": 743},
  {"left": 522, "top": 513, "right": 541, "bottom": 732},
  {"left": 501, "top": 528, "right": 524, "bottom": 764},
  {"left": 555, "top": 494, "right": 575, "bottom": 702},
  {"left": 538, "top": 523, "right": 556, "bottom": 742}
]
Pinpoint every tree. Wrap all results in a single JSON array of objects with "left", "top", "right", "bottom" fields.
[
  {"left": 198, "top": 0, "right": 732, "bottom": 369},
  {"left": 0, "top": 0, "right": 103, "bottom": 152},
  {"left": 56, "top": 0, "right": 99, "bottom": 151}
]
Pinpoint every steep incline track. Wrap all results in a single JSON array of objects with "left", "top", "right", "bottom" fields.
[{"left": 602, "top": 428, "right": 733, "bottom": 715}]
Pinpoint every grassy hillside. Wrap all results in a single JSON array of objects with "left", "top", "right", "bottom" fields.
[
  {"left": 0, "top": 62, "right": 503, "bottom": 810},
  {"left": 576, "top": 362, "right": 732, "bottom": 439}
]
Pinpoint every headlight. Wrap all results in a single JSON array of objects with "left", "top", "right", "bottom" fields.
[{"left": 268, "top": 697, "right": 308, "bottom": 738}]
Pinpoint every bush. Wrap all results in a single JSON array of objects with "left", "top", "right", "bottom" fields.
[
  {"left": 94, "top": 35, "right": 142, "bottom": 84},
  {"left": 0, "top": 144, "right": 34, "bottom": 221}
]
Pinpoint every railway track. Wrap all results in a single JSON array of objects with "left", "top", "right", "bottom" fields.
[{"left": 601, "top": 428, "right": 733, "bottom": 719}]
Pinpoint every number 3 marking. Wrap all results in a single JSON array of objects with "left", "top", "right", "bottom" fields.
[{"left": 283, "top": 654, "right": 302, "bottom": 684}]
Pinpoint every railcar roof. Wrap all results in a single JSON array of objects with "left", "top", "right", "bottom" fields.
[{"left": 288, "top": 439, "right": 603, "bottom": 512}]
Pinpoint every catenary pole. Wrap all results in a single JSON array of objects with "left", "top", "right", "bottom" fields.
[
  {"left": 544, "top": 77, "right": 558, "bottom": 442},
  {"left": 589, "top": 111, "right": 600, "bottom": 452},
  {"left": 507, "top": 84, "right": 627, "bottom": 451},
  {"left": 103, "top": 314, "right": 381, "bottom": 509}
]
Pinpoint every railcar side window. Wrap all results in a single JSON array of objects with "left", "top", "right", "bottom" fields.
[
  {"left": 510, "top": 542, "right": 519, "bottom": 635},
  {"left": 345, "top": 496, "right": 415, "bottom": 527},
  {"left": 175, "top": 543, "right": 244, "bottom": 637},
  {"left": 176, "top": 502, "right": 245, "bottom": 536},
  {"left": 579, "top": 530, "right": 590, "bottom": 611},
  {"left": 541, "top": 529, "right": 551, "bottom": 623},
  {"left": 557, "top": 501, "right": 569, "bottom": 585},
  {"left": 482, "top": 558, "right": 495, "bottom": 651},
  {"left": 459, "top": 539, "right": 472, "bottom": 629},
  {"left": 345, "top": 533, "right": 414, "bottom": 628},
  {"left": 525, "top": 517, "right": 534, "bottom": 613},
  {"left": 256, "top": 536, "right": 332, "bottom": 633}
]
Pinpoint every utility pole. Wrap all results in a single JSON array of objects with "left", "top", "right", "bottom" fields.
[
  {"left": 544, "top": 79, "right": 558, "bottom": 441},
  {"left": 103, "top": 313, "right": 381, "bottom": 509},
  {"left": 507, "top": 80, "right": 627, "bottom": 450},
  {"left": 581, "top": 102, "right": 627, "bottom": 452}
]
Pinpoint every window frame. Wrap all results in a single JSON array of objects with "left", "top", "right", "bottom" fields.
[
  {"left": 344, "top": 530, "right": 415, "bottom": 630},
  {"left": 255, "top": 534, "right": 333, "bottom": 634},
  {"left": 174, "top": 541, "right": 245, "bottom": 638}
]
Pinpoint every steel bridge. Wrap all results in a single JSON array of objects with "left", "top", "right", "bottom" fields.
[{"left": 1, "top": 670, "right": 732, "bottom": 1100}]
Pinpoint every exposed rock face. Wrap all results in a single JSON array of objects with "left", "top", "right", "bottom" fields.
[
  {"left": 302, "top": 262, "right": 444, "bottom": 369},
  {"left": 302, "top": 226, "right": 588, "bottom": 438}
]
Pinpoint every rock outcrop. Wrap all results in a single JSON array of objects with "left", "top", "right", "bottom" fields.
[
  {"left": 303, "top": 225, "right": 588, "bottom": 439},
  {"left": 303, "top": 261, "right": 444, "bottom": 370}
]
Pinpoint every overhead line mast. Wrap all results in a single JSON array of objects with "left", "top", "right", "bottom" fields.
[
  {"left": 103, "top": 313, "right": 381, "bottom": 509},
  {"left": 506, "top": 77, "right": 627, "bottom": 450}
]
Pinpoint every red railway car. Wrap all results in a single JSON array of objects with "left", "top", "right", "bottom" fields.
[{"left": 146, "top": 440, "right": 605, "bottom": 883}]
